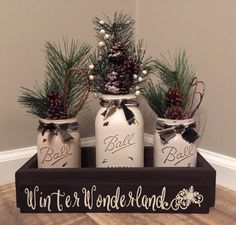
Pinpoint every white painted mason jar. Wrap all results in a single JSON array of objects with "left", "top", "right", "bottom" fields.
[
  {"left": 154, "top": 118, "right": 199, "bottom": 167},
  {"left": 37, "top": 118, "right": 80, "bottom": 168},
  {"left": 95, "top": 94, "right": 144, "bottom": 167}
]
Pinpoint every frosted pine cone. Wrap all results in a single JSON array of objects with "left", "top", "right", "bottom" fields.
[
  {"left": 104, "top": 65, "right": 133, "bottom": 94},
  {"left": 106, "top": 71, "right": 118, "bottom": 81},
  {"left": 164, "top": 106, "right": 188, "bottom": 120},
  {"left": 107, "top": 42, "right": 127, "bottom": 65},
  {"left": 165, "top": 88, "right": 182, "bottom": 107}
]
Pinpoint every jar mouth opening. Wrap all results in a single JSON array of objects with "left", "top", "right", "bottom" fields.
[
  {"left": 39, "top": 117, "right": 78, "bottom": 124},
  {"left": 101, "top": 94, "right": 136, "bottom": 100},
  {"left": 157, "top": 117, "right": 195, "bottom": 126}
]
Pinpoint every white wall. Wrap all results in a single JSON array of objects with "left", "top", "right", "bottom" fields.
[
  {"left": 0, "top": 0, "right": 135, "bottom": 151},
  {"left": 1, "top": 0, "right": 236, "bottom": 159},
  {"left": 136, "top": 0, "right": 236, "bottom": 158}
]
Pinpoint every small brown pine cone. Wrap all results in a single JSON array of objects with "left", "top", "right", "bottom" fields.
[
  {"left": 123, "top": 59, "right": 140, "bottom": 75},
  {"left": 45, "top": 91, "right": 66, "bottom": 119},
  {"left": 165, "top": 88, "right": 182, "bottom": 107},
  {"left": 164, "top": 106, "right": 188, "bottom": 120}
]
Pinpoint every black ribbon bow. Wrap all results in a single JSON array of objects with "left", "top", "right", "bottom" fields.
[
  {"left": 101, "top": 99, "right": 137, "bottom": 125},
  {"left": 156, "top": 122, "right": 199, "bottom": 144},
  {"left": 38, "top": 121, "right": 79, "bottom": 142}
]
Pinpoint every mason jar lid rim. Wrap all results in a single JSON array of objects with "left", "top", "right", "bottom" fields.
[
  {"left": 101, "top": 94, "right": 137, "bottom": 100},
  {"left": 157, "top": 117, "right": 195, "bottom": 126},
  {"left": 39, "top": 117, "right": 78, "bottom": 124}
]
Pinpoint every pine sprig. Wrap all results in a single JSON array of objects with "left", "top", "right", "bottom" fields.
[
  {"left": 19, "top": 87, "right": 47, "bottom": 118},
  {"left": 19, "top": 39, "right": 91, "bottom": 119},
  {"left": 133, "top": 40, "right": 155, "bottom": 72},
  {"left": 143, "top": 50, "right": 201, "bottom": 119},
  {"left": 90, "top": 11, "right": 156, "bottom": 95},
  {"left": 142, "top": 81, "right": 167, "bottom": 118},
  {"left": 155, "top": 50, "right": 195, "bottom": 109},
  {"left": 93, "top": 12, "right": 135, "bottom": 54}
]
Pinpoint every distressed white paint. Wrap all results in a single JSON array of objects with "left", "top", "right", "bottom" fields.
[{"left": 95, "top": 95, "right": 144, "bottom": 167}]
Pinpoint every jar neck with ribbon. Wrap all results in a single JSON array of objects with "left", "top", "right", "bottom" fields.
[
  {"left": 38, "top": 117, "right": 79, "bottom": 142},
  {"left": 99, "top": 94, "right": 139, "bottom": 125},
  {"left": 156, "top": 118, "right": 200, "bottom": 144}
]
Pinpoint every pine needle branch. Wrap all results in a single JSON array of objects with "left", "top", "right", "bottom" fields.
[
  {"left": 90, "top": 11, "right": 156, "bottom": 94},
  {"left": 19, "top": 39, "right": 91, "bottom": 119},
  {"left": 142, "top": 80, "right": 167, "bottom": 118},
  {"left": 142, "top": 49, "right": 204, "bottom": 119},
  {"left": 155, "top": 50, "right": 195, "bottom": 109}
]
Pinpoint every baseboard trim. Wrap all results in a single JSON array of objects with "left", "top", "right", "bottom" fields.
[
  {"left": 0, "top": 137, "right": 95, "bottom": 186},
  {"left": 0, "top": 146, "right": 37, "bottom": 163},
  {"left": 0, "top": 134, "right": 236, "bottom": 191},
  {"left": 0, "top": 146, "right": 37, "bottom": 186},
  {"left": 81, "top": 136, "right": 95, "bottom": 147},
  {"left": 197, "top": 148, "right": 236, "bottom": 191}
]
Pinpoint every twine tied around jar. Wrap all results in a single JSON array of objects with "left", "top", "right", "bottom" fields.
[
  {"left": 38, "top": 121, "right": 79, "bottom": 142},
  {"left": 100, "top": 99, "right": 138, "bottom": 125},
  {"left": 156, "top": 122, "right": 199, "bottom": 144}
]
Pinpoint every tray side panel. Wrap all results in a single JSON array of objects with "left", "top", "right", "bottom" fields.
[
  {"left": 15, "top": 148, "right": 215, "bottom": 213},
  {"left": 18, "top": 183, "right": 210, "bottom": 213},
  {"left": 198, "top": 153, "right": 216, "bottom": 207}
]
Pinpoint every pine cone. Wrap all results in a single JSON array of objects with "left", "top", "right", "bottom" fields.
[
  {"left": 164, "top": 106, "right": 188, "bottom": 120},
  {"left": 123, "top": 59, "right": 140, "bottom": 75},
  {"left": 104, "top": 65, "right": 133, "bottom": 95},
  {"left": 104, "top": 82, "right": 121, "bottom": 94},
  {"left": 165, "top": 88, "right": 182, "bottom": 107},
  {"left": 105, "top": 71, "right": 118, "bottom": 82},
  {"left": 115, "top": 66, "right": 133, "bottom": 94},
  {"left": 107, "top": 42, "right": 128, "bottom": 65},
  {"left": 45, "top": 91, "right": 67, "bottom": 119}
]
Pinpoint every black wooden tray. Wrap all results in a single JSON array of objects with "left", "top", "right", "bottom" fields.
[{"left": 15, "top": 147, "right": 216, "bottom": 213}]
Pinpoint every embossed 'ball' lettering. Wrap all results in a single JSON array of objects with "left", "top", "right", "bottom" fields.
[
  {"left": 162, "top": 144, "right": 194, "bottom": 165},
  {"left": 104, "top": 133, "right": 135, "bottom": 154},
  {"left": 40, "top": 145, "right": 72, "bottom": 165}
]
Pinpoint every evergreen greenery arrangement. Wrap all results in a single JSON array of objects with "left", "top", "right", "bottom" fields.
[
  {"left": 88, "top": 11, "right": 156, "bottom": 96},
  {"left": 19, "top": 39, "right": 91, "bottom": 119},
  {"left": 142, "top": 50, "right": 205, "bottom": 120}
]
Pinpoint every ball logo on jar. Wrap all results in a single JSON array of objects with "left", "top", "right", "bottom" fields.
[
  {"left": 39, "top": 144, "right": 72, "bottom": 166},
  {"left": 162, "top": 144, "right": 194, "bottom": 165},
  {"left": 103, "top": 133, "right": 135, "bottom": 154}
]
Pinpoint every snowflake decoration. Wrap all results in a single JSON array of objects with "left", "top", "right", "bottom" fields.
[{"left": 175, "top": 186, "right": 204, "bottom": 209}]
